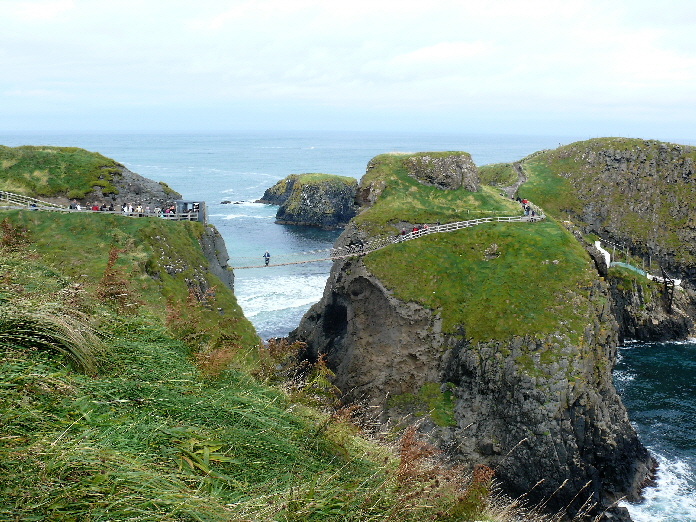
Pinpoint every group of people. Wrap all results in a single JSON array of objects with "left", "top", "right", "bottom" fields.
[
  {"left": 399, "top": 223, "right": 431, "bottom": 239},
  {"left": 515, "top": 197, "right": 537, "bottom": 219},
  {"left": 67, "top": 200, "right": 183, "bottom": 218}
]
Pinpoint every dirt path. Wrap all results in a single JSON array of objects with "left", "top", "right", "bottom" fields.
[{"left": 501, "top": 162, "right": 527, "bottom": 199}]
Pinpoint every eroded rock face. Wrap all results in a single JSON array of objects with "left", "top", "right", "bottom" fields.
[
  {"left": 406, "top": 153, "right": 479, "bottom": 191},
  {"left": 199, "top": 225, "right": 235, "bottom": 293},
  {"left": 290, "top": 227, "right": 653, "bottom": 521},
  {"left": 258, "top": 174, "right": 358, "bottom": 230},
  {"left": 608, "top": 276, "right": 696, "bottom": 342},
  {"left": 96, "top": 165, "right": 182, "bottom": 209}
]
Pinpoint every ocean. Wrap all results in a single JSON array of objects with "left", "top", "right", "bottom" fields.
[{"left": 1, "top": 130, "right": 694, "bottom": 520}]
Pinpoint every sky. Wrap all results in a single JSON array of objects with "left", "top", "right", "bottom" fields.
[{"left": 1, "top": 0, "right": 696, "bottom": 141}]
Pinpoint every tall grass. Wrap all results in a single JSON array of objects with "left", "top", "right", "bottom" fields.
[{"left": 0, "top": 308, "right": 102, "bottom": 374}]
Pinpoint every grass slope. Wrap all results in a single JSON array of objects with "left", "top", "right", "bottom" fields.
[
  {"left": 1, "top": 208, "right": 539, "bottom": 521},
  {"left": 1, "top": 209, "right": 258, "bottom": 352},
  {"left": 0, "top": 145, "right": 121, "bottom": 199},
  {"left": 478, "top": 163, "right": 517, "bottom": 187},
  {"left": 355, "top": 153, "right": 597, "bottom": 343},
  {"left": 518, "top": 137, "right": 696, "bottom": 267}
]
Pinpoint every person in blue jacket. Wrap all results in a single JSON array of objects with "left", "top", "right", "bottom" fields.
[{"left": 263, "top": 251, "right": 270, "bottom": 266}]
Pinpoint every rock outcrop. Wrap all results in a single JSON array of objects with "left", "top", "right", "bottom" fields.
[
  {"left": 405, "top": 152, "right": 479, "bottom": 191},
  {"left": 93, "top": 164, "right": 182, "bottom": 209},
  {"left": 290, "top": 224, "right": 652, "bottom": 521},
  {"left": 258, "top": 173, "right": 358, "bottom": 230},
  {"left": 199, "top": 225, "right": 235, "bottom": 293},
  {"left": 290, "top": 150, "right": 655, "bottom": 521}
]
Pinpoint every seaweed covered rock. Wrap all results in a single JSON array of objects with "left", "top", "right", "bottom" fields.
[{"left": 258, "top": 173, "right": 358, "bottom": 230}]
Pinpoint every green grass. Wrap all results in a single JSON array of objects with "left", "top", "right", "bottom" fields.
[
  {"left": 0, "top": 145, "right": 121, "bottom": 198},
  {"left": 263, "top": 173, "right": 357, "bottom": 203},
  {"left": 363, "top": 220, "right": 595, "bottom": 343},
  {"left": 354, "top": 154, "right": 520, "bottom": 236},
  {"left": 518, "top": 137, "right": 696, "bottom": 266},
  {"left": 294, "top": 173, "right": 357, "bottom": 186},
  {"left": 478, "top": 163, "right": 517, "bottom": 187},
  {"left": 388, "top": 382, "right": 456, "bottom": 427},
  {"left": 0, "top": 239, "right": 533, "bottom": 521},
  {"left": 0, "top": 209, "right": 258, "bottom": 350}
]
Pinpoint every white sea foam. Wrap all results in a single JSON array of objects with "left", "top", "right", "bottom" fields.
[
  {"left": 672, "top": 338, "right": 696, "bottom": 346},
  {"left": 235, "top": 274, "right": 326, "bottom": 319},
  {"left": 221, "top": 214, "right": 269, "bottom": 220},
  {"left": 613, "top": 369, "right": 635, "bottom": 385},
  {"left": 622, "top": 452, "right": 696, "bottom": 522}
]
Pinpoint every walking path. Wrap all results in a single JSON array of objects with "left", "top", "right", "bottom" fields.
[{"left": 500, "top": 162, "right": 527, "bottom": 199}]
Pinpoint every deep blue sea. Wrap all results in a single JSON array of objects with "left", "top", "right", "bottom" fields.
[{"left": 1, "top": 130, "right": 694, "bottom": 520}]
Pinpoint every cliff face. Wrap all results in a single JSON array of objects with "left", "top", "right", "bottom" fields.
[
  {"left": 291, "top": 228, "right": 652, "bottom": 520},
  {"left": 290, "top": 151, "right": 654, "bottom": 521},
  {"left": 258, "top": 173, "right": 358, "bottom": 230},
  {"left": 522, "top": 139, "right": 696, "bottom": 283},
  {"left": 199, "top": 225, "right": 235, "bottom": 293}
]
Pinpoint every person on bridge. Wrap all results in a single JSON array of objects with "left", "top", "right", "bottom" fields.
[{"left": 263, "top": 251, "right": 270, "bottom": 266}]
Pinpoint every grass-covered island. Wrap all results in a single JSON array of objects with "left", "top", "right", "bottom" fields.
[
  {"left": 258, "top": 173, "right": 358, "bottom": 229},
  {"left": 1, "top": 146, "right": 563, "bottom": 521}
]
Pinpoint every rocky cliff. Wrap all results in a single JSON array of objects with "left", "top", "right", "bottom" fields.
[
  {"left": 405, "top": 152, "right": 479, "bottom": 191},
  {"left": 103, "top": 164, "right": 182, "bottom": 209},
  {"left": 199, "top": 225, "right": 235, "bottom": 293},
  {"left": 290, "top": 151, "right": 653, "bottom": 521},
  {"left": 258, "top": 173, "right": 358, "bottom": 230},
  {"left": 521, "top": 138, "right": 696, "bottom": 284}
]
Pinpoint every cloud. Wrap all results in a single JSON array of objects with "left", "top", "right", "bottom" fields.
[
  {"left": 10, "top": 0, "right": 74, "bottom": 21},
  {"left": 1, "top": 0, "right": 696, "bottom": 136}
]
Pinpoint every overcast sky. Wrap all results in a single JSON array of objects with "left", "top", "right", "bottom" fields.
[{"left": 1, "top": 0, "right": 695, "bottom": 140}]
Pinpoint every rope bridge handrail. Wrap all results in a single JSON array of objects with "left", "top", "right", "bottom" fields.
[{"left": 233, "top": 204, "right": 545, "bottom": 269}]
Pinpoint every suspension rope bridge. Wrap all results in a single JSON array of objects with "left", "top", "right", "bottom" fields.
[{"left": 231, "top": 203, "right": 545, "bottom": 269}]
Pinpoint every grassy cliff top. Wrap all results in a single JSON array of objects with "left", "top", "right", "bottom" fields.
[
  {"left": 293, "top": 172, "right": 358, "bottom": 185},
  {"left": 518, "top": 137, "right": 696, "bottom": 266},
  {"left": 351, "top": 153, "right": 597, "bottom": 343},
  {"left": 364, "top": 220, "right": 597, "bottom": 342},
  {"left": 0, "top": 145, "right": 121, "bottom": 199},
  {"left": 354, "top": 153, "right": 520, "bottom": 236},
  {"left": 0, "top": 210, "right": 258, "bottom": 349}
]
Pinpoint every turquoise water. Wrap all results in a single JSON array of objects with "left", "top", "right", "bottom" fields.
[
  {"left": 612, "top": 261, "right": 648, "bottom": 277},
  {"left": 1, "top": 131, "right": 694, "bottom": 520}
]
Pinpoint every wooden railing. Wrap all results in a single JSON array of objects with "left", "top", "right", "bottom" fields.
[
  {"left": 330, "top": 205, "right": 545, "bottom": 259},
  {"left": 0, "top": 190, "right": 199, "bottom": 221}
]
